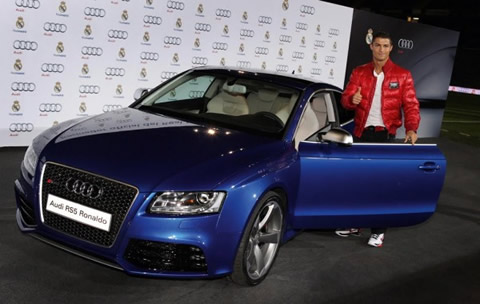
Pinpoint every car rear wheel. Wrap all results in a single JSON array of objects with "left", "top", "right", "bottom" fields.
[{"left": 230, "top": 191, "right": 285, "bottom": 286}]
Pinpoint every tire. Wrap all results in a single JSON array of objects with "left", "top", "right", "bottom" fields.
[{"left": 230, "top": 191, "right": 285, "bottom": 286}]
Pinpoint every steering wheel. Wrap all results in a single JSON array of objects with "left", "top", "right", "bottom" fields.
[{"left": 253, "top": 111, "right": 285, "bottom": 129}]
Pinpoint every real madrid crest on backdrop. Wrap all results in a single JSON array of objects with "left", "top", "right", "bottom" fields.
[{"left": 1, "top": 0, "right": 353, "bottom": 146}]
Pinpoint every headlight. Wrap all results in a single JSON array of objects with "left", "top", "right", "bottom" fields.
[
  {"left": 23, "top": 144, "right": 38, "bottom": 178},
  {"left": 149, "top": 191, "right": 226, "bottom": 215}
]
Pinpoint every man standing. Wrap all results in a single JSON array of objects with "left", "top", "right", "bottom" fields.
[{"left": 337, "top": 31, "right": 421, "bottom": 247}]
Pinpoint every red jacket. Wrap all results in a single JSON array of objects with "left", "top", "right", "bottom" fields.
[{"left": 341, "top": 58, "right": 420, "bottom": 138}]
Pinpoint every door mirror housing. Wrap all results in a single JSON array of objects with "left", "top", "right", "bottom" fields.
[
  {"left": 318, "top": 128, "right": 353, "bottom": 146},
  {"left": 134, "top": 88, "right": 150, "bottom": 100}
]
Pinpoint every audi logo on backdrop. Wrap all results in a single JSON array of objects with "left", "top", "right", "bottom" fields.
[
  {"left": 140, "top": 52, "right": 159, "bottom": 61},
  {"left": 144, "top": 15, "right": 162, "bottom": 25},
  {"left": 105, "top": 68, "right": 125, "bottom": 77},
  {"left": 189, "top": 91, "right": 204, "bottom": 98},
  {"left": 276, "top": 64, "right": 289, "bottom": 72},
  {"left": 41, "top": 63, "right": 64, "bottom": 73},
  {"left": 240, "top": 29, "right": 255, "bottom": 38},
  {"left": 79, "top": 85, "right": 100, "bottom": 94},
  {"left": 84, "top": 7, "right": 106, "bottom": 17},
  {"left": 11, "top": 82, "right": 36, "bottom": 92},
  {"left": 39, "top": 103, "right": 62, "bottom": 112},
  {"left": 398, "top": 39, "right": 414, "bottom": 49},
  {"left": 81, "top": 46, "right": 103, "bottom": 56},
  {"left": 161, "top": 71, "right": 177, "bottom": 79},
  {"left": 255, "top": 47, "right": 269, "bottom": 55},
  {"left": 44, "top": 22, "right": 67, "bottom": 33},
  {"left": 65, "top": 178, "right": 103, "bottom": 199},
  {"left": 164, "top": 36, "right": 182, "bottom": 45},
  {"left": 328, "top": 28, "right": 340, "bottom": 36},
  {"left": 191, "top": 57, "right": 208, "bottom": 65},
  {"left": 296, "top": 22, "right": 308, "bottom": 30},
  {"left": 167, "top": 1, "right": 185, "bottom": 10},
  {"left": 325, "top": 56, "right": 336, "bottom": 63},
  {"left": 9, "top": 123, "right": 34, "bottom": 132},
  {"left": 108, "top": 30, "right": 128, "bottom": 39},
  {"left": 103, "top": 104, "right": 122, "bottom": 112},
  {"left": 292, "top": 51, "right": 305, "bottom": 59},
  {"left": 311, "top": 68, "right": 322, "bottom": 75},
  {"left": 16, "top": 0, "right": 40, "bottom": 9},
  {"left": 216, "top": 9, "right": 231, "bottom": 18},
  {"left": 236, "top": 61, "right": 252, "bottom": 69},
  {"left": 300, "top": 5, "right": 315, "bottom": 15},
  {"left": 212, "top": 42, "right": 228, "bottom": 51},
  {"left": 315, "top": 40, "right": 326, "bottom": 48},
  {"left": 279, "top": 35, "right": 292, "bottom": 43},
  {"left": 13, "top": 40, "right": 38, "bottom": 51},
  {"left": 258, "top": 16, "right": 272, "bottom": 24},
  {"left": 195, "top": 23, "right": 211, "bottom": 32}
]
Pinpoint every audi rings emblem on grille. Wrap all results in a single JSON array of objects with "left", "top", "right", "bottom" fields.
[
  {"left": 13, "top": 40, "right": 38, "bottom": 51},
  {"left": 65, "top": 178, "right": 103, "bottom": 199},
  {"left": 236, "top": 61, "right": 251, "bottom": 68},
  {"left": 255, "top": 47, "right": 269, "bottom": 55},
  {"left": 43, "top": 22, "right": 67, "bottom": 33},
  {"left": 311, "top": 68, "right": 322, "bottom": 75},
  {"left": 212, "top": 42, "right": 228, "bottom": 51},
  {"left": 191, "top": 57, "right": 208, "bottom": 65},
  {"left": 398, "top": 39, "right": 414, "bottom": 49},
  {"left": 16, "top": 0, "right": 40, "bottom": 9},
  {"left": 279, "top": 35, "right": 292, "bottom": 43},
  {"left": 11, "top": 82, "right": 36, "bottom": 92},
  {"left": 276, "top": 64, "right": 289, "bottom": 72},
  {"left": 81, "top": 46, "right": 103, "bottom": 56},
  {"left": 300, "top": 5, "right": 315, "bottom": 15},
  {"left": 292, "top": 51, "right": 305, "bottom": 59},
  {"left": 105, "top": 67, "right": 125, "bottom": 77},
  {"left": 296, "top": 22, "right": 308, "bottom": 30},
  {"left": 79, "top": 85, "right": 100, "bottom": 94},
  {"left": 161, "top": 71, "right": 177, "bottom": 79},
  {"left": 240, "top": 29, "right": 255, "bottom": 38},
  {"left": 328, "top": 28, "right": 340, "bottom": 36},
  {"left": 9, "top": 123, "right": 34, "bottom": 132},
  {"left": 41, "top": 63, "right": 64, "bottom": 73},
  {"left": 103, "top": 104, "right": 122, "bottom": 112},
  {"left": 315, "top": 40, "right": 326, "bottom": 48},
  {"left": 140, "top": 52, "right": 159, "bottom": 61},
  {"left": 164, "top": 36, "right": 182, "bottom": 45},
  {"left": 84, "top": 7, "right": 106, "bottom": 17},
  {"left": 39, "top": 103, "right": 62, "bottom": 112},
  {"left": 143, "top": 15, "right": 162, "bottom": 25},
  {"left": 325, "top": 56, "right": 336, "bottom": 63},
  {"left": 108, "top": 30, "right": 128, "bottom": 39},
  {"left": 195, "top": 23, "right": 211, "bottom": 32},
  {"left": 215, "top": 9, "right": 231, "bottom": 18},
  {"left": 167, "top": 0, "right": 185, "bottom": 10},
  {"left": 258, "top": 16, "right": 272, "bottom": 24}
]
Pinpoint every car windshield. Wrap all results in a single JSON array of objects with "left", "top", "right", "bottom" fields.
[{"left": 133, "top": 70, "right": 301, "bottom": 136}]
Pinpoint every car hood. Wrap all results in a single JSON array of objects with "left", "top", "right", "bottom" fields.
[{"left": 40, "top": 108, "right": 283, "bottom": 191}]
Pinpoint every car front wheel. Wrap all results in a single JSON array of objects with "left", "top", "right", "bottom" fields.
[{"left": 230, "top": 191, "right": 285, "bottom": 286}]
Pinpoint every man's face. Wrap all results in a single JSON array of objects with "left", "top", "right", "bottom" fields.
[{"left": 370, "top": 37, "right": 393, "bottom": 62}]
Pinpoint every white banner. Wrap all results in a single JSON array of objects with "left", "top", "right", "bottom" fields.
[{"left": 1, "top": 0, "right": 353, "bottom": 146}]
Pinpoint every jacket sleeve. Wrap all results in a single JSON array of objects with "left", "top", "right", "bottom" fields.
[
  {"left": 341, "top": 68, "right": 362, "bottom": 110},
  {"left": 402, "top": 71, "right": 421, "bottom": 133}
]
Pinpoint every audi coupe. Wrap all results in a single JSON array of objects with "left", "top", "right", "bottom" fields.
[{"left": 15, "top": 67, "right": 446, "bottom": 285}]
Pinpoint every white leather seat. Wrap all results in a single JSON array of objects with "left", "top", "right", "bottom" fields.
[
  {"left": 207, "top": 83, "right": 249, "bottom": 116},
  {"left": 294, "top": 95, "right": 329, "bottom": 149}
]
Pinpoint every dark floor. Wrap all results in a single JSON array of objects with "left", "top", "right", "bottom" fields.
[{"left": 1, "top": 137, "right": 479, "bottom": 304}]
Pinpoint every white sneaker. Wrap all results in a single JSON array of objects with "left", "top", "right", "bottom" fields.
[
  {"left": 335, "top": 228, "right": 361, "bottom": 237},
  {"left": 368, "top": 233, "right": 385, "bottom": 247}
]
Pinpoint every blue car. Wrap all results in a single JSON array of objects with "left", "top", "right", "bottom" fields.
[{"left": 15, "top": 67, "right": 446, "bottom": 285}]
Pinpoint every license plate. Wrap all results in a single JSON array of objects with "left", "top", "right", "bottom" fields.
[{"left": 46, "top": 194, "right": 112, "bottom": 232}]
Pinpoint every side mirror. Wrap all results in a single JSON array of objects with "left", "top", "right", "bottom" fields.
[
  {"left": 318, "top": 128, "right": 353, "bottom": 146},
  {"left": 133, "top": 88, "right": 150, "bottom": 100}
]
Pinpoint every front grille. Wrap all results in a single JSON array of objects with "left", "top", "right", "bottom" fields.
[
  {"left": 124, "top": 239, "right": 208, "bottom": 273},
  {"left": 41, "top": 162, "right": 138, "bottom": 247}
]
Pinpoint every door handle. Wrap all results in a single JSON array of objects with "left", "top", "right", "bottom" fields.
[{"left": 418, "top": 162, "right": 440, "bottom": 173}]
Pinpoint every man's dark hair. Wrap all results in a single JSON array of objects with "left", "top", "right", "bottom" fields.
[{"left": 372, "top": 31, "right": 393, "bottom": 45}]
